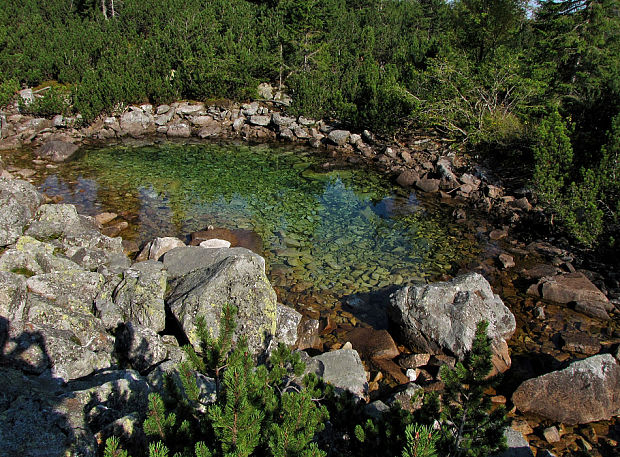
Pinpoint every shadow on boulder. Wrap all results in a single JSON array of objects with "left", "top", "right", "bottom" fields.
[{"left": 0, "top": 316, "right": 92, "bottom": 456}]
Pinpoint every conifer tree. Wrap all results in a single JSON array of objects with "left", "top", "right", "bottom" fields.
[{"left": 436, "top": 321, "right": 509, "bottom": 457}]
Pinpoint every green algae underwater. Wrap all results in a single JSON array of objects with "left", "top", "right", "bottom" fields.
[{"left": 37, "top": 141, "right": 479, "bottom": 303}]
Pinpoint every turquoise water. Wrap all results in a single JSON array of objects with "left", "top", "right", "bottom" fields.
[{"left": 36, "top": 141, "right": 478, "bottom": 299}]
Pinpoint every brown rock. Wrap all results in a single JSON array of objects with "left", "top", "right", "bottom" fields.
[
  {"left": 522, "top": 264, "right": 562, "bottom": 280},
  {"left": 371, "top": 358, "right": 410, "bottom": 385},
  {"left": 346, "top": 328, "right": 400, "bottom": 360},
  {"left": 415, "top": 177, "right": 440, "bottom": 193},
  {"left": 396, "top": 169, "right": 420, "bottom": 188},
  {"left": 543, "top": 426, "right": 561, "bottom": 443},
  {"left": 489, "top": 229, "right": 508, "bottom": 240},
  {"left": 511, "top": 419, "right": 534, "bottom": 436},
  {"left": 561, "top": 332, "right": 601, "bottom": 355},
  {"left": 398, "top": 353, "right": 431, "bottom": 369},
  {"left": 511, "top": 197, "right": 533, "bottom": 211},
  {"left": 296, "top": 318, "right": 322, "bottom": 351},
  {"left": 94, "top": 212, "right": 117, "bottom": 226},
  {"left": 574, "top": 301, "right": 610, "bottom": 320},
  {"left": 498, "top": 253, "right": 515, "bottom": 269},
  {"left": 539, "top": 272, "right": 609, "bottom": 305},
  {"left": 512, "top": 354, "right": 620, "bottom": 424},
  {"left": 320, "top": 314, "right": 337, "bottom": 335}
]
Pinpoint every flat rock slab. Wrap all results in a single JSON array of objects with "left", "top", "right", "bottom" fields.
[
  {"left": 512, "top": 354, "right": 620, "bottom": 424},
  {"left": 308, "top": 349, "right": 368, "bottom": 399},
  {"left": 345, "top": 327, "right": 399, "bottom": 360},
  {"left": 533, "top": 272, "right": 609, "bottom": 305},
  {"left": 36, "top": 140, "right": 79, "bottom": 162},
  {"left": 163, "top": 246, "right": 264, "bottom": 279}
]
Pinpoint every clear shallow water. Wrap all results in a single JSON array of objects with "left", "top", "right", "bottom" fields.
[{"left": 30, "top": 141, "right": 479, "bottom": 305}]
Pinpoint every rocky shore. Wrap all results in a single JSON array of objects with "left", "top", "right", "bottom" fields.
[{"left": 1, "top": 87, "right": 620, "bottom": 456}]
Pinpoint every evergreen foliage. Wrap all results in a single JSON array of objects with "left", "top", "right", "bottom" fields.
[
  {"left": 435, "top": 321, "right": 509, "bottom": 457},
  {"left": 402, "top": 424, "right": 439, "bottom": 457},
  {"left": 110, "top": 304, "right": 329, "bottom": 457},
  {"left": 0, "top": 0, "right": 617, "bottom": 244}
]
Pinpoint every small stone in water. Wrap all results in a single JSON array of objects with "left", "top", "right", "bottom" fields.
[
  {"left": 543, "top": 426, "right": 561, "bottom": 443},
  {"left": 200, "top": 239, "right": 231, "bottom": 249}
]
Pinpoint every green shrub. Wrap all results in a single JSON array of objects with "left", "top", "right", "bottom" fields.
[
  {"left": 435, "top": 321, "right": 509, "bottom": 457},
  {"left": 109, "top": 304, "right": 329, "bottom": 457},
  {"left": 0, "top": 78, "right": 19, "bottom": 108},
  {"left": 19, "top": 85, "right": 72, "bottom": 116}
]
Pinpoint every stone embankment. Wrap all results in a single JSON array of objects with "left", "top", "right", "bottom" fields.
[{"left": 1, "top": 84, "right": 542, "bottom": 233}]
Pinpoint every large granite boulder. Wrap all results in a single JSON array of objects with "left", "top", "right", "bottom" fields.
[
  {"left": 119, "top": 109, "right": 155, "bottom": 136},
  {"left": 108, "top": 260, "right": 167, "bottom": 332},
  {"left": 388, "top": 272, "right": 516, "bottom": 373},
  {"left": 36, "top": 140, "right": 79, "bottom": 162},
  {"left": 0, "top": 367, "right": 97, "bottom": 457},
  {"left": 165, "top": 247, "right": 278, "bottom": 354},
  {"left": 512, "top": 354, "right": 620, "bottom": 424},
  {"left": 16, "top": 271, "right": 114, "bottom": 380},
  {"left": 0, "top": 178, "right": 43, "bottom": 246}
]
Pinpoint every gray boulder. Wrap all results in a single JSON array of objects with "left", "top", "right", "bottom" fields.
[
  {"left": 249, "top": 115, "right": 271, "bottom": 126},
  {"left": 0, "top": 235, "right": 81, "bottom": 275},
  {"left": 110, "top": 260, "right": 167, "bottom": 332},
  {"left": 115, "top": 322, "right": 185, "bottom": 372},
  {"left": 307, "top": 349, "right": 368, "bottom": 399},
  {"left": 0, "top": 178, "right": 43, "bottom": 246},
  {"left": 163, "top": 245, "right": 257, "bottom": 278},
  {"left": 36, "top": 140, "right": 79, "bottom": 162},
  {"left": 0, "top": 271, "right": 28, "bottom": 335},
  {"left": 119, "top": 110, "right": 155, "bottom": 136},
  {"left": 16, "top": 271, "right": 114, "bottom": 380},
  {"left": 166, "top": 247, "right": 277, "bottom": 354},
  {"left": 512, "top": 353, "right": 620, "bottom": 424},
  {"left": 327, "top": 129, "right": 351, "bottom": 146},
  {"left": 275, "top": 304, "right": 302, "bottom": 347},
  {"left": 492, "top": 427, "right": 534, "bottom": 457},
  {"left": 389, "top": 272, "right": 516, "bottom": 373},
  {"left": 0, "top": 367, "right": 97, "bottom": 457},
  {"left": 25, "top": 203, "right": 125, "bottom": 270},
  {"left": 167, "top": 122, "right": 191, "bottom": 137}
]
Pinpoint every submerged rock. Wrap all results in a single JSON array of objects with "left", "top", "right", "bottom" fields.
[
  {"left": 36, "top": 140, "right": 79, "bottom": 163},
  {"left": 388, "top": 272, "right": 516, "bottom": 373},
  {"left": 512, "top": 354, "right": 620, "bottom": 424}
]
